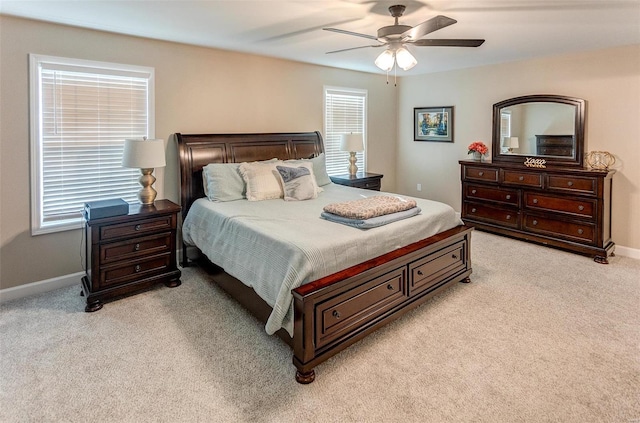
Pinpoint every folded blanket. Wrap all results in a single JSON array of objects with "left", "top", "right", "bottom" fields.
[
  {"left": 323, "top": 195, "right": 418, "bottom": 220},
  {"left": 321, "top": 207, "right": 421, "bottom": 229}
]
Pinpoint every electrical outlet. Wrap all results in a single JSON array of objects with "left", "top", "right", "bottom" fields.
[{"left": 417, "top": 183, "right": 422, "bottom": 191}]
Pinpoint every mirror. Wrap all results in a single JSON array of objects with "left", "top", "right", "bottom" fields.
[{"left": 492, "top": 95, "right": 585, "bottom": 167}]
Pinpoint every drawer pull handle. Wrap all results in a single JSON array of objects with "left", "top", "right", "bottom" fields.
[
  {"left": 578, "top": 205, "right": 584, "bottom": 211},
  {"left": 452, "top": 254, "right": 458, "bottom": 259},
  {"left": 578, "top": 229, "right": 584, "bottom": 235},
  {"left": 332, "top": 310, "right": 341, "bottom": 319},
  {"left": 387, "top": 284, "right": 394, "bottom": 290},
  {"left": 506, "top": 214, "right": 512, "bottom": 220},
  {"left": 471, "top": 208, "right": 477, "bottom": 213},
  {"left": 532, "top": 220, "right": 538, "bottom": 226},
  {"left": 471, "top": 189, "right": 477, "bottom": 194},
  {"left": 518, "top": 176, "right": 524, "bottom": 181},
  {"left": 135, "top": 265, "right": 141, "bottom": 272},
  {"left": 532, "top": 198, "right": 538, "bottom": 204},
  {"left": 505, "top": 194, "right": 511, "bottom": 200},
  {"left": 134, "top": 243, "right": 140, "bottom": 251},
  {"left": 567, "top": 181, "right": 574, "bottom": 187},
  {"left": 417, "top": 270, "right": 424, "bottom": 276},
  {"left": 478, "top": 171, "right": 484, "bottom": 176},
  {"left": 135, "top": 224, "right": 141, "bottom": 231}
]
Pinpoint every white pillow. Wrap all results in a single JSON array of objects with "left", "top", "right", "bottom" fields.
[
  {"left": 238, "top": 161, "right": 284, "bottom": 201},
  {"left": 276, "top": 163, "right": 319, "bottom": 201},
  {"left": 203, "top": 158, "right": 277, "bottom": 202}
]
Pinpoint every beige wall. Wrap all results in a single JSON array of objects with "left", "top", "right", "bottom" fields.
[
  {"left": 396, "top": 44, "right": 640, "bottom": 251},
  {"left": 0, "top": 16, "right": 398, "bottom": 289}
]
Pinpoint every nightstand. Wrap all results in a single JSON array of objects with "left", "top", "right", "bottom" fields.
[
  {"left": 330, "top": 172, "right": 384, "bottom": 191},
  {"left": 81, "top": 199, "right": 182, "bottom": 312}
]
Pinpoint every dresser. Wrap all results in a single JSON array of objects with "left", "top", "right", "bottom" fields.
[
  {"left": 330, "top": 172, "right": 383, "bottom": 191},
  {"left": 459, "top": 160, "right": 614, "bottom": 263},
  {"left": 81, "top": 199, "right": 182, "bottom": 311}
]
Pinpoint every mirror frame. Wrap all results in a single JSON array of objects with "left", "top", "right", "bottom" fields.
[{"left": 492, "top": 94, "right": 586, "bottom": 168}]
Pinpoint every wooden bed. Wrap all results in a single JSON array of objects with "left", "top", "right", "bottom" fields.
[{"left": 176, "top": 131, "right": 473, "bottom": 384}]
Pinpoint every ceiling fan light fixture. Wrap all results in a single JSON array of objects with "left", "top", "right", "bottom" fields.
[
  {"left": 375, "top": 49, "right": 395, "bottom": 71},
  {"left": 395, "top": 47, "right": 417, "bottom": 71}
]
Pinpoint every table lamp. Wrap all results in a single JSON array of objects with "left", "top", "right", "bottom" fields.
[
  {"left": 122, "top": 137, "right": 166, "bottom": 205},
  {"left": 504, "top": 136, "right": 519, "bottom": 153},
  {"left": 340, "top": 133, "right": 364, "bottom": 176}
]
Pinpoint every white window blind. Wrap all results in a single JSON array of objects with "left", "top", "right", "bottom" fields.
[
  {"left": 324, "top": 87, "right": 367, "bottom": 176},
  {"left": 29, "top": 54, "right": 154, "bottom": 234},
  {"left": 500, "top": 111, "right": 512, "bottom": 140}
]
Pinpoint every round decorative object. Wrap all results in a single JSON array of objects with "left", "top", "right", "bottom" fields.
[{"left": 585, "top": 151, "right": 616, "bottom": 170}]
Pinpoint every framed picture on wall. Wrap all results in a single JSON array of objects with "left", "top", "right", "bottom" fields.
[{"left": 414, "top": 106, "right": 454, "bottom": 142}]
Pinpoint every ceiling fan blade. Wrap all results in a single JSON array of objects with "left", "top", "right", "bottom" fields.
[
  {"left": 412, "top": 39, "right": 485, "bottom": 47},
  {"left": 323, "top": 27, "right": 378, "bottom": 41},
  {"left": 326, "top": 44, "right": 384, "bottom": 54},
  {"left": 402, "top": 15, "right": 457, "bottom": 41}
]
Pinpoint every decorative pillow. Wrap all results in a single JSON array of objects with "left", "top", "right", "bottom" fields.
[
  {"left": 203, "top": 158, "right": 277, "bottom": 202},
  {"left": 238, "top": 161, "right": 284, "bottom": 201},
  {"left": 276, "top": 164, "right": 319, "bottom": 201},
  {"left": 285, "top": 153, "right": 331, "bottom": 186}
]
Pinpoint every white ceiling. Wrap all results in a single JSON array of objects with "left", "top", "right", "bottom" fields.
[{"left": 2, "top": 0, "right": 640, "bottom": 75}]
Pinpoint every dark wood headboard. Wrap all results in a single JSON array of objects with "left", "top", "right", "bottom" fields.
[{"left": 176, "top": 131, "right": 324, "bottom": 218}]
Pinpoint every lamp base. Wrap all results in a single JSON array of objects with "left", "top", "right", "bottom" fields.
[
  {"left": 138, "top": 168, "right": 157, "bottom": 205},
  {"left": 348, "top": 152, "right": 358, "bottom": 176}
]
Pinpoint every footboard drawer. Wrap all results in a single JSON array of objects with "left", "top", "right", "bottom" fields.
[
  {"left": 409, "top": 240, "right": 467, "bottom": 296},
  {"left": 314, "top": 267, "right": 406, "bottom": 349}
]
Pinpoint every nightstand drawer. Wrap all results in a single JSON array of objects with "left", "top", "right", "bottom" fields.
[
  {"left": 351, "top": 180, "right": 381, "bottom": 190},
  {"left": 100, "top": 233, "right": 172, "bottom": 264},
  {"left": 99, "top": 254, "right": 172, "bottom": 288},
  {"left": 100, "top": 216, "right": 174, "bottom": 241}
]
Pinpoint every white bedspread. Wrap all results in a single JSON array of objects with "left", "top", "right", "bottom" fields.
[{"left": 182, "top": 183, "right": 463, "bottom": 336}]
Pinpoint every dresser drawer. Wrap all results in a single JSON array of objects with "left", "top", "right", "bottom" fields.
[
  {"left": 524, "top": 193, "right": 596, "bottom": 220},
  {"left": 502, "top": 170, "right": 543, "bottom": 188},
  {"left": 464, "top": 166, "right": 498, "bottom": 182},
  {"left": 315, "top": 267, "right": 406, "bottom": 348},
  {"left": 465, "top": 184, "right": 519, "bottom": 206},
  {"left": 99, "top": 253, "right": 172, "bottom": 288},
  {"left": 547, "top": 175, "right": 597, "bottom": 195},
  {"left": 100, "top": 215, "right": 174, "bottom": 241},
  {"left": 523, "top": 214, "right": 596, "bottom": 244},
  {"left": 463, "top": 202, "right": 519, "bottom": 228},
  {"left": 409, "top": 241, "right": 466, "bottom": 296},
  {"left": 100, "top": 233, "right": 172, "bottom": 264}
]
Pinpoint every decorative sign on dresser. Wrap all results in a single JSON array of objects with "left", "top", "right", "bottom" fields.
[{"left": 459, "top": 94, "right": 615, "bottom": 263}]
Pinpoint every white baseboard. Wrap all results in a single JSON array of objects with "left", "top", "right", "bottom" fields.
[
  {"left": 614, "top": 245, "right": 640, "bottom": 260},
  {"left": 0, "top": 271, "right": 83, "bottom": 304}
]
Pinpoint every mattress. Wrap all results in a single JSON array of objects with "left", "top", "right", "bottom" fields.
[{"left": 182, "top": 183, "right": 462, "bottom": 336}]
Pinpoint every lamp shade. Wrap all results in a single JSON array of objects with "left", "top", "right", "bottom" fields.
[
  {"left": 503, "top": 136, "right": 519, "bottom": 148},
  {"left": 375, "top": 49, "right": 395, "bottom": 71},
  {"left": 340, "top": 133, "right": 364, "bottom": 152},
  {"left": 395, "top": 47, "right": 417, "bottom": 71},
  {"left": 122, "top": 138, "right": 166, "bottom": 169}
]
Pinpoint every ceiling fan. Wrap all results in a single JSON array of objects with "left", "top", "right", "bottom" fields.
[{"left": 323, "top": 4, "right": 485, "bottom": 71}]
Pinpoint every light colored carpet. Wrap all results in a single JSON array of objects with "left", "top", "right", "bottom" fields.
[{"left": 1, "top": 231, "right": 639, "bottom": 423}]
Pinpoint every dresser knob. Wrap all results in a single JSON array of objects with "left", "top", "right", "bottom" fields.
[
  {"left": 417, "top": 270, "right": 424, "bottom": 276},
  {"left": 578, "top": 229, "right": 584, "bottom": 235},
  {"left": 134, "top": 243, "right": 140, "bottom": 251},
  {"left": 135, "top": 224, "right": 141, "bottom": 231},
  {"left": 505, "top": 194, "right": 511, "bottom": 200},
  {"left": 452, "top": 254, "right": 458, "bottom": 259},
  {"left": 532, "top": 220, "right": 538, "bottom": 226},
  {"left": 387, "top": 284, "right": 394, "bottom": 290},
  {"left": 135, "top": 265, "right": 141, "bottom": 272},
  {"left": 533, "top": 198, "right": 538, "bottom": 204},
  {"left": 518, "top": 176, "right": 524, "bottom": 181},
  {"left": 506, "top": 215, "right": 512, "bottom": 220},
  {"left": 332, "top": 310, "right": 341, "bottom": 319},
  {"left": 478, "top": 171, "right": 484, "bottom": 176},
  {"left": 567, "top": 181, "right": 574, "bottom": 187},
  {"left": 471, "top": 189, "right": 477, "bottom": 194},
  {"left": 471, "top": 208, "right": 477, "bottom": 213},
  {"left": 578, "top": 205, "right": 584, "bottom": 211}
]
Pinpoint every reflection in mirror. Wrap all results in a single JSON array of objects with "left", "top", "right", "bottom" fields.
[{"left": 492, "top": 95, "right": 585, "bottom": 168}]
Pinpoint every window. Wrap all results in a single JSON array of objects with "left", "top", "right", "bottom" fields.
[
  {"left": 323, "top": 87, "right": 367, "bottom": 176},
  {"left": 29, "top": 54, "right": 154, "bottom": 235}
]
